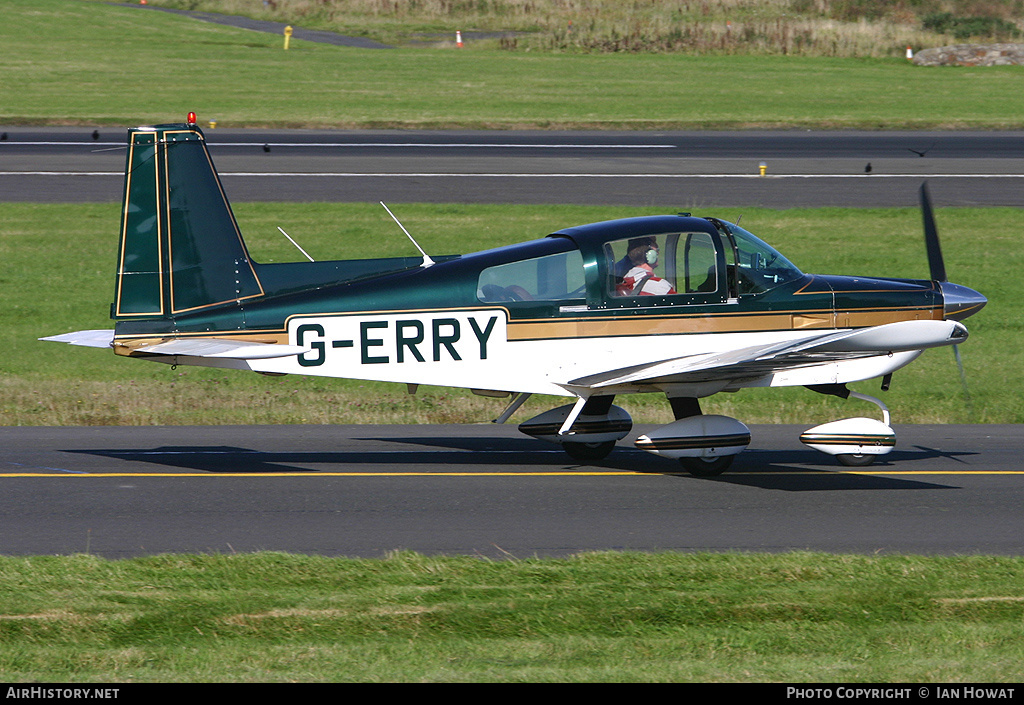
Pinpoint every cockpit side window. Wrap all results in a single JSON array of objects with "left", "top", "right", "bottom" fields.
[
  {"left": 477, "top": 249, "right": 586, "bottom": 303},
  {"left": 679, "top": 232, "right": 719, "bottom": 294},
  {"left": 605, "top": 232, "right": 721, "bottom": 299}
]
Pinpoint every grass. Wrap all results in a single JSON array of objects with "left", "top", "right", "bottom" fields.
[
  {"left": 5, "top": 0, "right": 1024, "bottom": 129},
  {"left": 1, "top": 551, "right": 1023, "bottom": 682},
  {"left": 2, "top": 202, "right": 1014, "bottom": 427},
  {"left": 133, "top": 0, "right": 1024, "bottom": 56}
]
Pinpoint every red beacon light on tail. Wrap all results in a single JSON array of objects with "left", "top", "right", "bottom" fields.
[{"left": 187, "top": 112, "right": 197, "bottom": 125}]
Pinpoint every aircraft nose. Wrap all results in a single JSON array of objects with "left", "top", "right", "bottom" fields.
[{"left": 940, "top": 281, "right": 987, "bottom": 321}]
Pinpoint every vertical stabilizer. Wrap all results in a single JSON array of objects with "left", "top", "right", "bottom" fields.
[{"left": 113, "top": 124, "right": 263, "bottom": 320}]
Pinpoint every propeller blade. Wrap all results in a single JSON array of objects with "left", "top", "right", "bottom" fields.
[
  {"left": 921, "top": 184, "right": 974, "bottom": 418},
  {"left": 952, "top": 344, "right": 975, "bottom": 419},
  {"left": 920, "top": 182, "right": 947, "bottom": 282}
]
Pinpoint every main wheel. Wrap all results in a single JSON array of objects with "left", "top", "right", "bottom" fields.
[
  {"left": 562, "top": 440, "right": 616, "bottom": 461},
  {"left": 836, "top": 453, "right": 876, "bottom": 467},
  {"left": 678, "top": 455, "right": 733, "bottom": 477}
]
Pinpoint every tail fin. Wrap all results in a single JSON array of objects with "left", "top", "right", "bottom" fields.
[{"left": 112, "top": 123, "right": 263, "bottom": 320}]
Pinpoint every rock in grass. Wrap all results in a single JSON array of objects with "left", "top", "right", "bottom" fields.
[{"left": 913, "top": 43, "right": 1024, "bottom": 66}]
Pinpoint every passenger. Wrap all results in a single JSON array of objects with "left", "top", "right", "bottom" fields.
[{"left": 615, "top": 237, "right": 676, "bottom": 296}]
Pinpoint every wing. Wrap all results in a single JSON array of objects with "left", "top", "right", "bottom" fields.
[
  {"left": 41, "top": 331, "right": 309, "bottom": 360},
  {"left": 568, "top": 319, "right": 968, "bottom": 389}
]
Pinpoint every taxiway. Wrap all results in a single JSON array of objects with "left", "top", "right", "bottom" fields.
[{"left": 1, "top": 424, "right": 1020, "bottom": 558}]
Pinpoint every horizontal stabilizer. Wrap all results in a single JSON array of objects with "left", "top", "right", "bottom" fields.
[
  {"left": 135, "top": 338, "right": 310, "bottom": 360},
  {"left": 41, "top": 331, "right": 308, "bottom": 360},
  {"left": 40, "top": 330, "right": 115, "bottom": 348}
]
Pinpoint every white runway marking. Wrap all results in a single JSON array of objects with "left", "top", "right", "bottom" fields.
[
  {"left": 5, "top": 171, "right": 1024, "bottom": 179},
  {"left": 0, "top": 141, "right": 677, "bottom": 149}
]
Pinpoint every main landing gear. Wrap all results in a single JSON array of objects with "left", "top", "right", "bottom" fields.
[
  {"left": 517, "top": 394, "right": 750, "bottom": 477},
  {"left": 517, "top": 395, "right": 632, "bottom": 462},
  {"left": 514, "top": 383, "right": 896, "bottom": 474},
  {"left": 634, "top": 397, "right": 751, "bottom": 477}
]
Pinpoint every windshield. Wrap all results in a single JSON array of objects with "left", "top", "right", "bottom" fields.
[{"left": 720, "top": 221, "right": 803, "bottom": 295}]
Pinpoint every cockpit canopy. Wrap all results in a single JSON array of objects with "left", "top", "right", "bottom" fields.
[{"left": 475, "top": 215, "right": 804, "bottom": 307}]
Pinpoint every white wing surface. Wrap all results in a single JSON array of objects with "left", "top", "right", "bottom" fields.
[{"left": 569, "top": 320, "right": 967, "bottom": 389}]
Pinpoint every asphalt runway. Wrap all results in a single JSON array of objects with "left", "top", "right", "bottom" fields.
[
  {"left": 1, "top": 424, "right": 1021, "bottom": 558},
  {"left": 3, "top": 127, "right": 1024, "bottom": 207}
]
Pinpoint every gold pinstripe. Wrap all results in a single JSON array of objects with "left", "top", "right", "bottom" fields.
[
  {"left": 111, "top": 303, "right": 943, "bottom": 353},
  {"left": 115, "top": 131, "right": 166, "bottom": 317}
]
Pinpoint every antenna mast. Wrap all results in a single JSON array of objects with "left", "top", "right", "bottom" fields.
[
  {"left": 381, "top": 202, "right": 435, "bottom": 268},
  {"left": 277, "top": 227, "right": 315, "bottom": 262}
]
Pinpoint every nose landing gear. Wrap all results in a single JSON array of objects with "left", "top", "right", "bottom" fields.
[{"left": 800, "top": 388, "right": 896, "bottom": 467}]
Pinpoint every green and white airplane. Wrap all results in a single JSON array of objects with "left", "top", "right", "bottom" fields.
[{"left": 43, "top": 118, "right": 986, "bottom": 475}]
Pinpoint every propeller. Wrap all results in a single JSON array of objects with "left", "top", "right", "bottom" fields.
[
  {"left": 919, "top": 182, "right": 975, "bottom": 415},
  {"left": 920, "top": 183, "right": 946, "bottom": 283}
]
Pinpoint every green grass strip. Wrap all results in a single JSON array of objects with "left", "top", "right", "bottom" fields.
[
  {"left": 1, "top": 551, "right": 1023, "bottom": 682},
  {"left": 7, "top": 0, "right": 1024, "bottom": 129},
  {"left": 2, "top": 202, "right": 1015, "bottom": 426}
]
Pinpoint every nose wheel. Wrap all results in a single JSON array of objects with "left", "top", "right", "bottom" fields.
[
  {"left": 801, "top": 387, "right": 896, "bottom": 466},
  {"left": 835, "top": 453, "right": 877, "bottom": 467}
]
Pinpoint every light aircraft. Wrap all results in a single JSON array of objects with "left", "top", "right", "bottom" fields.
[{"left": 43, "top": 117, "right": 987, "bottom": 475}]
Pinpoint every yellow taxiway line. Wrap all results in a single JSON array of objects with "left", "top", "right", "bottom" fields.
[{"left": 1, "top": 470, "right": 1023, "bottom": 478}]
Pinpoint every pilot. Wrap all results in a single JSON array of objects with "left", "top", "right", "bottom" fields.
[{"left": 614, "top": 237, "right": 676, "bottom": 296}]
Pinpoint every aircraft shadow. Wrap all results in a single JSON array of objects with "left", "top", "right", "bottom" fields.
[
  {"left": 690, "top": 446, "right": 970, "bottom": 491},
  {"left": 67, "top": 442, "right": 621, "bottom": 474},
  {"left": 65, "top": 440, "right": 970, "bottom": 491},
  {"left": 371, "top": 436, "right": 968, "bottom": 491}
]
